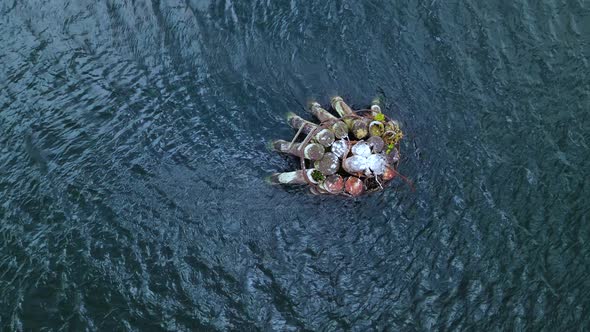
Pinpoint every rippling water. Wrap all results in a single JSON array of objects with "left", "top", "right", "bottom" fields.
[{"left": 1, "top": 0, "right": 589, "bottom": 330}]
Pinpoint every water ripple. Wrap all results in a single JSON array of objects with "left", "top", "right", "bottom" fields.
[{"left": 1, "top": 0, "right": 589, "bottom": 330}]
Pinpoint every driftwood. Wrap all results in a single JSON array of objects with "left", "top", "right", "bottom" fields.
[{"left": 269, "top": 97, "right": 406, "bottom": 196}]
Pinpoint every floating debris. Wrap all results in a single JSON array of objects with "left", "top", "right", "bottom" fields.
[
  {"left": 345, "top": 176, "right": 364, "bottom": 196},
  {"left": 269, "top": 97, "right": 405, "bottom": 196}
]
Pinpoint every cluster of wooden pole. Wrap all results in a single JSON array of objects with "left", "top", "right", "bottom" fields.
[{"left": 269, "top": 97, "right": 403, "bottom": 196}]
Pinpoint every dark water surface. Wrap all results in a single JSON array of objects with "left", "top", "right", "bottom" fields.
[{"left": 1, "top": 0, "right": 589, "bottom": 330}]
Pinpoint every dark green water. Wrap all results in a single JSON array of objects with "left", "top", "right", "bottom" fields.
[{"left": 1, "top": 0, "right": 589, "bottom": 330}]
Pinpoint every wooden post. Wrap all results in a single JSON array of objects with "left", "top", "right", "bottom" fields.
[
  {"left": 268, "top": 169, "right": 319, "bottom": 185},
  {"left": 287, "top": 113, "right": 335, "bottom": 147},
  {"left": 331, "top": 96, "right": 355, "bottom": 117},
  {"left": 272, "top": 139, "right": 325, "bottom": 160},
  {"left": 314, "top": 152, "right": 340, "bottom": 175},
  {"left": 309, "top": 102, "right": 337, "bottom": 122}
]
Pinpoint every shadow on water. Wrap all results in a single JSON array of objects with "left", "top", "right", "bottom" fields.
[{"left": 0, "top": 0, "right": 589, "bottom": 330}]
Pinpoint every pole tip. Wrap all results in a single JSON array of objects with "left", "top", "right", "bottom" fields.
[
  {"left": 285, "top": 112, "right": 297, "bottom": 120},
  {"left": 309, "top": 101, "right": 321, "bottom": 108},
  {"left": 331, "top": 96, "right": 343, "bottom": 103},
  {"left": 266, "top": 174, "right": 281, "bottom": 185},
  {"left": 266, "top": 140, "right": 276, "bottom": 152}
]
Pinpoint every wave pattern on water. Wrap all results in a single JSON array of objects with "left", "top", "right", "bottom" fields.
[{"left": 1, "top": 0, "right": 589, "bottom": 330}]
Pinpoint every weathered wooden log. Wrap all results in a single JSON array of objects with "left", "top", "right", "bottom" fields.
[
  {"left": 366, "top": 154, "right": 387, "bottom": 175},
  {"left": 268, "top": 169, "right": 319, "bottom": 185},
  {"left": 287, "top": 113, "right": 335, "bottom": 147},
  {"left": 382, "top": 166, "right": 396, "bottom": 181},
  {"left": 287, "top": 113, "right": 318, "bottom": 133},
  {"left": 343, "top": 155, "right": 367, "bottom": 174},
  {"left": 384, "top": 120, "right": 401, "bottom": 133},
  {"left": 331, "top": 121, "right": 349, "bottom": 139},
  {"left": 345, "top": 177, "right": 364, "bottom": 196},
  {"left": 351, "top": 118, "right": 369, "bottom": 139},
  {"left": 370, "top": 98, "right": 383, "bottom": 117},
  {"left": 319, "top": 174, "right": 345, "bottom": 194},
  {"left": 331, "top": 96, "right": 355, "bottom": 118},
  {"left": 369, "top": 120, "right": 384, "bottom": 137},
  {"left": 308, "top": 102, "right": 348, "bottom": 138},
  {"left": 315, "top": 128, "right": 335, "bottom": 147},
  {"left": 272, "top": 139, "right": 325, "bottom": 160},
  {"left": 314, "top": 152, "right": 340, "bottom": 175},
  {"left": 386, "top": 147, "right": 400, "bottom": 164},
  {"left": 367, "top": 136, "right": 384, "bottom": 153},
  {"left": 309, "top": 102, "right": 338, "bottom": 122},
  {"left": 383, "top": 131, "right": 395, "bottom": 145},
  {"left": 351, "top": 140, "right": 371, "bottom": 157},
  {"left": 331, "top": 139, "right": 349, "bottom": 159}
]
